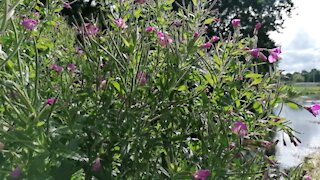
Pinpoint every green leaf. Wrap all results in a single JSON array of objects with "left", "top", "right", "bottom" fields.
[
  {"left": 204, "top": 74, "right": 214, "bottom": 86},
  {"left": 176, "top": 85, "right": 188, "bottom": 91},
  {"left": 166, "top": 0, "right": 175, "bottom": 4},
  {"left": 121, "top": 36, "right": 130, "bottom": 47},
  {"left": 192, "top": 0, "right": 198, "bottom": 5},
  {"left": 203, "top": 18, "right": 215, "bottom": 25},
  {"left": 111, "top": 81, "right": 121, "bottom": 92},
  {"left": 36, "top": 121, "right": 45, "bottom": 127},
  {"left": 251, "top": 78, "right": 262, "bottom": 85},
  {"left": 253, "top": 102, "right": 263, "bottom": 113},
  {"left": 286, "top": 102, "right": 299, "bottom": 109},
  {"left": 245, "top": 73, "right": 263, "bottom": 78},
  {"left": 134, "top": 8, "right": 142, "bottom": 18}
]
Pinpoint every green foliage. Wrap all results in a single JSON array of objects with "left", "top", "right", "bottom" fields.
[{"left": 0, "top": 0, "right": 292, "bottom": 179}]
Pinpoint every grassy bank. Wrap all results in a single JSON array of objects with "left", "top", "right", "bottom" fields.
[{"left": 289, "top": 83, "right": 320, "bottom": 99}]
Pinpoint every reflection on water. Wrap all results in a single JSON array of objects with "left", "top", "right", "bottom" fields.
[{"left": 274, "top": 102, "right": 320, "bottom": 169}]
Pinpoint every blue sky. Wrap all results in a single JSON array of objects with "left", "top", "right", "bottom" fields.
[{"left": 269, "top": 0, "right": 320, "bottom": 73}]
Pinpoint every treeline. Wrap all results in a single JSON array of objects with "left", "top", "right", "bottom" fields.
[{"left": 284, "top": 69, "right": 320, "bottom": 82}]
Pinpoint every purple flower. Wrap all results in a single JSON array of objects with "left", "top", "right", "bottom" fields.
[
  {"left": 157, "top": 32, "right": 173, "bottom": 47},
  {"left": 92, "top": 158, "right": 102, "bottom": 172},
  {"left": 10, "top": 167, "right": 21, "bottom": 179},
  {"left": 114, "top": 18, "right": 128, "bottom": 29},
  {"left": 49, "top": 64, "right": 64, "bottom": 73},
  {"left": 231, "top": 19, "right": 241, "bottom": 28},
  {"left": 67, "top": 63, "right": 77, "bottom": 72},
  {"left": 193, "top": 169, "right": 211, "bottom": 180},
  {"left": 200, "top": 42, "right": 212, "bottom": 49},
  {"left": 193, "top": 32, "right": 200, "bottom": 38},
  {"left": 249, "top": 48, "right": 260, "bottom": 58},
  {"left": 46, "top": 97, "right": 56, "bottom": 105},
  {"left": 255, "top": 22, "right": 262, "bottom": 31},
  {"left": 137, "top": 71, "right": 147, "bottom": 86},
  {"left": 305, "top": 104, "right": 320, "bottom": 117},
  {"left": 63, "top": 2, "right": 72, "bottom": 9},
  {"left": 231, "top": 121, "right": 248, "bottom": 137},
  {"left": 78, "top": 23, "right": 99, "bottom": 36},
  {"left": 21, "top": 18, "right": 38, "bottom": 30},
  {"left": 145, "top": 26, "right": 156, "bottom": 33},
  {"left": 268, "top": 47, "right": 281, "bottom": 63},
  {"left": 210, "top": 36, "right": 220, "bottom": 43}
]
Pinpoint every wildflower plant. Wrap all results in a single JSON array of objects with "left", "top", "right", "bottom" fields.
[{"left": 0, "top": 0, "right": 295, "bottom": 179}]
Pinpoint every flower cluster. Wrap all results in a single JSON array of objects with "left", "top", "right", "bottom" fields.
[
  {"left": 78, "top": 23, "right": 99, "bottom": 36},
  {"left": 231, "top": 121, "right": 248, "bottom": 137},
  {"left": 193, "top": 169, "right": 211, "bottom": 180},
  {"left": 156, "top": 32, "right": 173, "bottom": 47},
  {"left": 249, "top": 47, "right": 282, "bottom": 63},
  {"left": 21, "top": 18, "right": 38, "bottom": 30}
]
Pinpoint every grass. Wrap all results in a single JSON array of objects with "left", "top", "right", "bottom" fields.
[{"left": 290, "top": 83, "right": 320, "bottom": 98}]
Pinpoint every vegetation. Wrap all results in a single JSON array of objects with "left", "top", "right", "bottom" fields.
[
  {"left": 284, "top": 69, "right": 320, "bottom": 83},
  {"left": 0, "top": 0, "right": 301, "bottom": 179}
]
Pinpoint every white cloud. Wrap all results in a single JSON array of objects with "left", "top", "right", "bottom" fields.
[{"left": 269, "top": 0, "right": 320, "bottom": 73}]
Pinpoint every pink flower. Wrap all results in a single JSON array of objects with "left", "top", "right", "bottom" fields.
[
  {"left": 10, "top": 167, "right": 21, "bottom": 179},
  {"left": 135, "top": 0, "right": 146, "bottom": 4},
  {"left": 49, "top": 64, "right": 64, "bottom": 73},
  {"left": 46, "top": 97, "right": 56, "bottom": 105},
  {"left": 137, "top": 71, "right": 147, "bottom": 86},
  {"left": 249, "top": 48, "right": 260, "bottom": 58},
  {"left": 114, "top": 18, "right": 128, "bottom": 29},
  {"left": 63, "top": 2, "right": 72, "bottom": 9},
  {"left": 210, "top": 36, "right": 219, "bottom": 43},
  {"left": 67, "top": 63, "right": 77, "bottom": 72},
  {"left": 21, "top": 18, "right": 38, "bottom": 30},
  {"left": 145, "top": 26, "right": 156, "bottom": 32},
  {"left": 157, "top": 32, "right": 173, "bottom": 47},
  {"left": 92, "top": 157, "right": 102, "bottom": 172},
  {"left": 305, "top": 104, "right": 320, "bottom": 117},
  {"left": 193, "top": 169, "right": 211, "bottom": 180},
  {"left": 231, "top": 121, "right": 248, "bottom": 137},
  {"left": 231, "top": 19, "right": 241, "bottom": 28},
  {"left": 304, "top": 175, "right": 312, "bottom": 180},
  {"left": 78, "top": 23, "right": 99, "bottom": 36},
  {"left": 255, "top": 22, "right": 262, "bottom": 31},
  {"left": 200, "top": 42, "right": 212, "bottom": 49},
  {"left": 193, "top": 32, "right": 200, "bottom": 38},
  {"left": 268, "top": 47, "right": 281, "bottom": 63}
]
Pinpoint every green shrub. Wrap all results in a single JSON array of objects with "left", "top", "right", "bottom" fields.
[{"left": 0, "top": 0, "right": 292, "bottom": 179}]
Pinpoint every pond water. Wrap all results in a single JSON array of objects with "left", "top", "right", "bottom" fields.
[{"left": 274, "top": 100, "right": 320, "bottom": 169}]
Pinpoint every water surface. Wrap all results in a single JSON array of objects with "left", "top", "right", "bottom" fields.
[{"left": 275, "top": 102, "right": 320, "bottom": 169}]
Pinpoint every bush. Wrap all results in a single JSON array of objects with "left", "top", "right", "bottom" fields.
[{"left": 0, "top": 0, "right": 292, "bottom": 179}]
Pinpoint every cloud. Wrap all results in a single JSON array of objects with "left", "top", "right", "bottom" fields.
[
  {"left": 279, "top": 49, "right": 320, "bottom": 73},
  {"left": 269, "top": 0, "right": 320, "bottom": 73}
]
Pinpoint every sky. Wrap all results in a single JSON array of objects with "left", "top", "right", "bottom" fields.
[{"left": 269, "top": 0, "right": 320, "bottom": 73}]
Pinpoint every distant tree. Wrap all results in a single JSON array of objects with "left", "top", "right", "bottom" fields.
[
  {"left": 301, "top": 70, "right": 308, "bottom": 81},
  {"left": 174, "top": 0, "right": 294, "bottom": 48},
  {"left": 209, "top": 0, "right": 294, "bottom": 49},
  {"left": 292, "top": 72, "right": 304, "bottom": 82}
]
